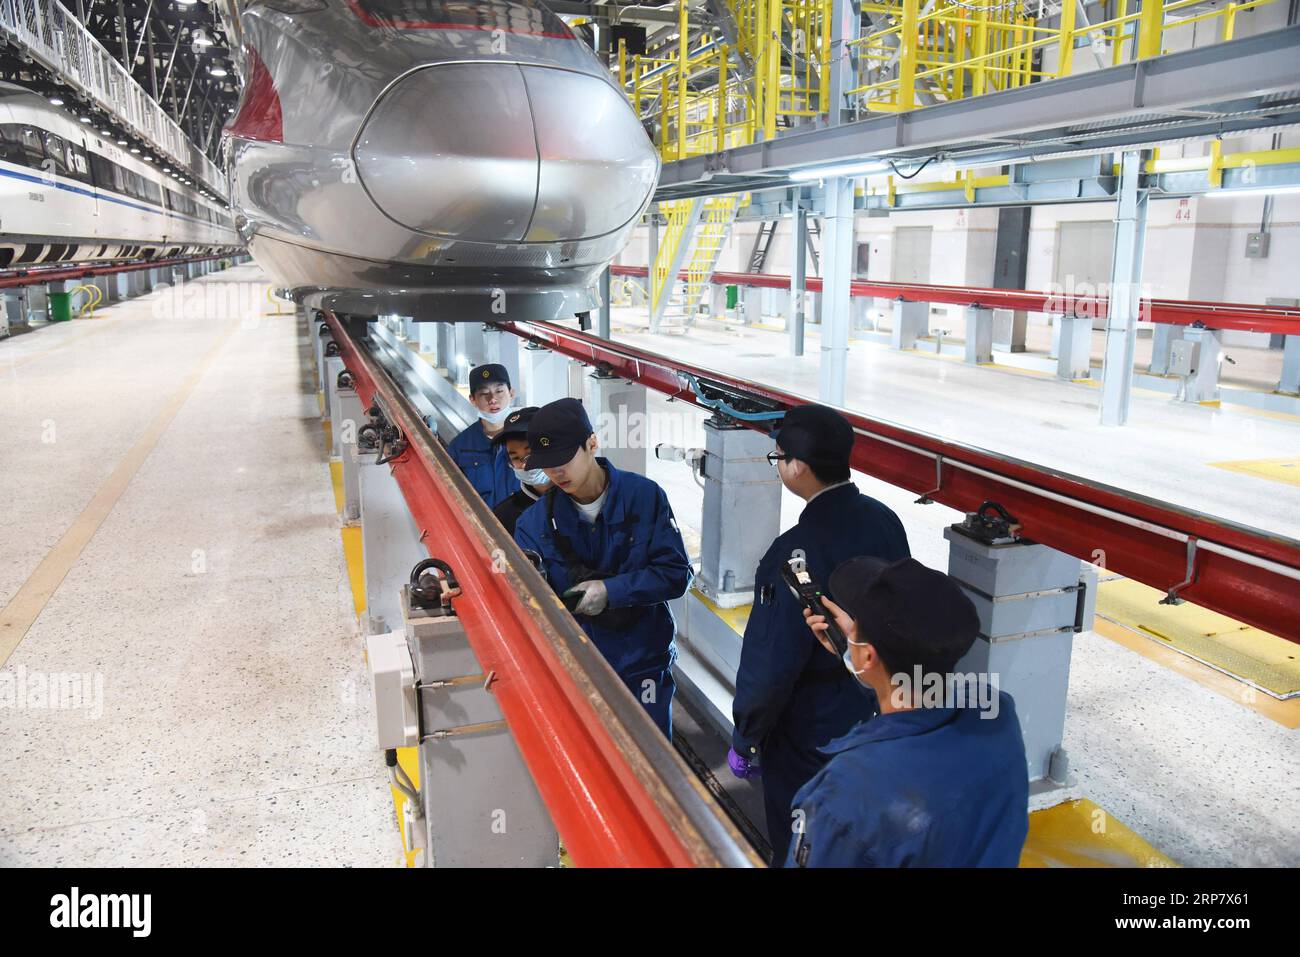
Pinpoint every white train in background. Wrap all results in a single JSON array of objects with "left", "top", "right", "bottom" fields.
[{"left": 0, "top": 82, "right": 240, "bottom": 269}]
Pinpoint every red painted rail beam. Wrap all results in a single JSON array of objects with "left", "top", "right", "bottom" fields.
[
  {"left": 322, "top": 312, "right": 757, "bottom": 869},
  {"left": 0, "top": 253, "right": 234, "bottom": 290},
  {"left": 611, "top": 265, "right": 1300, "bottom": 335},
  {"left": 498, "top": 318, "right": 1300, "bottom": 645}
]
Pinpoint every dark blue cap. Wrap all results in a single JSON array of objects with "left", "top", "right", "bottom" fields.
[
  {"left": 469, "top": 363, "right": 511, "bottom": 393},
  {"left": 828, "top": 557, "right": 979, "bottom": 675},
  {"left": 775, "top": 404, "right": 853, "bottom": 469},
  {"left": 525, "top": 398, "right": 594, "bottom": 469},
  {"left": 491, "top": 406, "right": 540, "bottom": 446}
]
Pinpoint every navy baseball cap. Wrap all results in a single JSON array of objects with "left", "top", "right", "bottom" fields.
[
  {"left": 469, "top": 363, "right": 511, "bottom": 394},
  {"left": 491, "top": 406, "right": 540, "bottom": 446},
  {"left": 525, "top": 398, "right": 594, "bottom": 469},
  {"left": 828, "top": 557, "right": 980, "bottom": 675},
  {"left": 775, "top": 404, "right": 854, "bottom": 470}
]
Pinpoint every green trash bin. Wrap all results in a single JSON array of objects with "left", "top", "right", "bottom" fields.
[
  {"left": 725, "top": 284, "right": 739, "bottom": 309},
  {"left": 48, "top": 291, "right": 73, "bottom": 323}
]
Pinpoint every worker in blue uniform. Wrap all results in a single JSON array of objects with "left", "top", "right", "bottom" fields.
[
  {"left": 490, "top": 406, "right": 553, "bottom": 536},
  {"left": 791, "top": 556, "right": 1029, "bottom": 867},
  {"left": 728, "top": 403, "right": 910, "bottom": 866},
  {"left": 446, "top": 363, "right": 520, "bottom": 508},
  {"left": 514, "top": 398, "right": 691, "bottom": 738}
]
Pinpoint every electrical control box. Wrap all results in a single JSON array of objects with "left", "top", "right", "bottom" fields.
[
  {"left": 1169, "top": 338, "right": 1200, "bottom": 378},
  {"left": 1245, "top": 231, "right": 1270, "bottom": 259},
  {"left": 366, "top": 629, "right": 418, "bottom": 750}
]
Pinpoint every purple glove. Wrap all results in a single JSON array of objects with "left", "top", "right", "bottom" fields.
[{"left": 727, "top": 747, "right": 761, "bottom": 780}]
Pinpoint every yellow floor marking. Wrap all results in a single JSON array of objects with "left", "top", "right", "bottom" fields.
[
  {"left": 316, "top": 390, "right": 325, "bottom": 417},
  {"left": 1092, "top": 616, "right": 1300, "bottom": 729},
  {"left": 1098, "top": 578, "right": 1300, "bottom": 699},
  {"left": 1210, "top": 457, "right": 1300, "bottom": 488},
  {"left": 691, "top": 588, "right": 751, "bottom": 636},
  {"left": 1021, "top": 798, "right": 1177, "bottom": 868},
  {"left": 389, "top": 746, "right": 422, "bottom": 867},
  {"left": 329, "top": 459, "right": 345, "bottom": 514},
  {"left": 1221, "top": 402, "right": 1300, "bottom": 423},
  {"left": 341, "top": 525, "right": 366, "bottom": 618},
  {"left": 0, "top": 320, "right": 239, "bottom": 666},
  {"left": 321, "top": 417, "right": 332, "bottom": 451}
]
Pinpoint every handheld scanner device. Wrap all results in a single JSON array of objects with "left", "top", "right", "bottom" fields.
[{"left": 780, "top": 559, "right": 849, "bottom": 657}]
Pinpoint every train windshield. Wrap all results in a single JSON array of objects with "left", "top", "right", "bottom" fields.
[{"left": 344, "top": 0, "right": 573, "bottom": 37}]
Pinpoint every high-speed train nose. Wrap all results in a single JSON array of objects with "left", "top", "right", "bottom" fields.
[{"left": 354, "top": 62, "right": 659, "bottom": 245}]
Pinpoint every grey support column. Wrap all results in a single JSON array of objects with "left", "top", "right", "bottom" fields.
[
  {"left": 1177, "top": 326, "right": 1222, "bottom": 404},
  {"left": 945, "top": 516, "right": 1096, "bottom": 796},
  {"left": 964, "top": 305, "right": 993, "bottom": 364},
  {"left": 584, "top": 370, "right": 648, "bottom": 475},
  {"left": 695, "top": 419, "right": 784, "bottom": 605},
  {"left": 482, "top": 324, "right": 521, "bottom": 393},
  {"left": 992, "top": 309, "right": 1027, "bottom": 353},
  {"left": 648, "top": 208, "right": 660, "bottom": 332},
  {"left": 892, "top": 299, "right": 928, "bottom": 350},
  {"left": 358, "top": 450, "right": 429, "bottom": 637},
  {"left": 790, "top": 204, "right": 808, "bottom": 356},
  {"left": 1056, "top": 313, "right": 1093, "bottom": 379},
  {"left": 400, "top": 597, "right": 558, "bottom": 866},
  {"left": 1281, "top": 336, "right": 1300, "bottom": 395},
  {"left": 1148, "top": 323, "right": 1184, "bottom": 375},
  {"left": 521, "top": 343, "right": 570, "bottom": 407},
  {"left": 597, "top": 266, "right": 612, "bottom": 339},
  {"left": 820, "top": 176, "right": 854, "bottom": 406},
  {"left": 1098, "top": 150, "right": 1150, "bottom": 427}
]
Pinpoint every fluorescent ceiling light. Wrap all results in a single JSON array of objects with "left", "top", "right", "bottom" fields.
[
  {"left": 789, "top": 160, "right": 890, "bottom": 182},
  {"left": 210, "top": 66, "right": 227, "bottom": 77},
  {"left": 79, "top": 116, "right": 92, "bottom": 124},
  {"left": 1203, "top": 184, "right": 1300, "bottom": 199},
  {"left": 130, "top": 147, "right": 141, "bottom": 153},
  {"left": 49, "top": 96, "right": 64, "bottom": 106}
]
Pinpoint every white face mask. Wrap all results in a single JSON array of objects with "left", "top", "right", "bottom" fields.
[
  {"left": 480, "top": 405, "right": 513, "bottom": 426},
  {"left": 512, "top": 466, "right": 550, "bottom": 488},
  {"left": 843, "top": 637, "right": 869, "bottom": 686}
]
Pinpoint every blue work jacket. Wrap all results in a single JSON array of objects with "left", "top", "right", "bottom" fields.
[
  {"left": 733, "top": 482, "right": 910, "bottom": 759},
  {"left": 788, "top": 692, "right": 1030, "bottom": 868},
  {"left": 447, "top": 419, "right": 519, "bottom": 508},
  {"left": 514, "top": 458, "right": 691, "bottom": 677}
]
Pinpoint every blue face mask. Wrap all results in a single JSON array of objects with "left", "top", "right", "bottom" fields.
[{"left": 512, "top": 466, "right": 550, "bottom": 488}]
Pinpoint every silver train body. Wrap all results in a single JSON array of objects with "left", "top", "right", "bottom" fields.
[
  {"left": 220, "top": 0, "right": 659, "bottom": 320},
  {"left": 0, "top": 83, "right": 239, "bottom": 268}
]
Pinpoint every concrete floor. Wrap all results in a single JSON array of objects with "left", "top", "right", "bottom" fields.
[
  {"left": 0, "top": 265, "right": 401, "bottom": 866},
  {"left": 1, "top": 262, "right": 1294, "bottom": 868},
  {"left": 640, "top": 382, "right": 1300, "bottom": 867}
]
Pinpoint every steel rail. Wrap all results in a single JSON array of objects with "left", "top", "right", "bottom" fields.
[
  {"left": 0, "top": 253, "right": 235, "bottom": 290},
  {"left": 610, "top": 265, "right": 1300, "bottom": 335},
  {"left": 494, "top": 318, "right": 1300, "bottom": 644},
  {"left": 320, "top": 311, "right": 759, "bottom": 869}
]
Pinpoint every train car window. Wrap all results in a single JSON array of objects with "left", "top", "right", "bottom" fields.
[
  {"left": 89, "top": 152, "right": 114, "bottom": 190},
  {"left": 20, "top": 128, "right": 44, "bottom": 168},
  {"left": 68, "top": 145, "right": 91, "bottom": 183},
  {"left": 42, "top": 133, "right": 70, "bottom": 177},
  {"left": 347, "top": 0, "right": 572, "bottom": 37},
  {"left": 0, "top": 124, "right": 23, "bottom": 165}
]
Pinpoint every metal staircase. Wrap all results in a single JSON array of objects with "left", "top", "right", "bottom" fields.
[{"left": 650, "top": 195, "right": 746, "bottom": 331}]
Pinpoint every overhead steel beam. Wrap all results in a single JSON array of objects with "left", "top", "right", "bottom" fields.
[{"left": 655, "top": 26, "right": 1300, "bottom": 199}]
